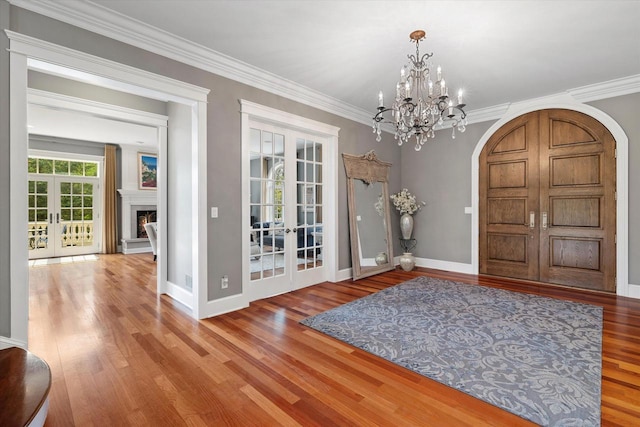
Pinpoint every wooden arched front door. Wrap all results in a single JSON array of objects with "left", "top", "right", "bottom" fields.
[{"left": 479, "top": 109, "right": 616, "bottom": 292}]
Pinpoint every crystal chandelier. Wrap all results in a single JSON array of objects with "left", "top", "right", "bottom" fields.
[{"left": 373, "top": 30, "right": 467, "bottom": 151}]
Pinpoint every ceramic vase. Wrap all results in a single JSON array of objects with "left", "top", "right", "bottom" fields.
[
  {"left": 375, "top": 252, "right": 388, "bottom": 265},
  {"left": 400, "top": 213, "right": 414, "bottom": 239},
  {"left": 399, "top": 252, "right": 416, "bottom": 271}
]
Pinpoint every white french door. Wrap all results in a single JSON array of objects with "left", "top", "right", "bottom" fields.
[
  {"left": 28, "top": 175, "right": 101, "bottom": 259},
  {"left": 247, "top": 121, "right": 326, "bottom": 300}
]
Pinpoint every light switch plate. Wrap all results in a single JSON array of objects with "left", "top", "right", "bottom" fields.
[{"left": 211, "top": 207, "right": 218, "bottom": 218}]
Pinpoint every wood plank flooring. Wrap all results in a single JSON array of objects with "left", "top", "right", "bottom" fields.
[{"left": 27, "top": 254, "right": 640, "bottom": 426}]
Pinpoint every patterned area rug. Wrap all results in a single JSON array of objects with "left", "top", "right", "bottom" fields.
[{"left": 300, "top": 277, "right": 603, "bottom": 426}]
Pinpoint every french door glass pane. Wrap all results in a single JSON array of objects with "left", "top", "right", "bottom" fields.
[
  {"left": 28, "top": 180, "right": 50, "bottom": 251},
  {"left": 250, "top": 127, "right": 286, "bottom": 280},
  {"left": 54, "top": 160, "right": 69, "bottom": 175},
  {"left": 61, "top": 181, "right": 94, "bottom": 248},
  {"left": 70, "top": 162, "right": 83, "bottom": 176},
  {"left": 38, "top": 159, "right": 53, "bottom": 174},
  {"left": 296, "top": 138, "right": 323, "bottom": 271}
]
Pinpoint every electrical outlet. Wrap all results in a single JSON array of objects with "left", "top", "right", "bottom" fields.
[{"left": 221, "top": 275, "right": 229, "bottom": 289}]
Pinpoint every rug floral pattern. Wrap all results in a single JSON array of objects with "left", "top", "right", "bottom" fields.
[{"left": 300, "top": 277, "right": 602, "bottom": 426}]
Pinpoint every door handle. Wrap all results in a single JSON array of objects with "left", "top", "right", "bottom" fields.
[
  {"left": 529, "top": 211, "right": 535, "bottom": 229},
  {"left": 56, "top": 213, "right": 59, "bottom": 224},
  {"left": 542, "top": 212, "right": 548, "bottom": 230},
  {"left": 49, "top": 213, "right": 53, "bottom": 224},
  {"left": 285, "top": 228, "right": 291, "bottom": 234}
]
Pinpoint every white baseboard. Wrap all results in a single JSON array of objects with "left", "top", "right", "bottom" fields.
[
  {"left": 414, "top": 257, "right": 474, "bottom": 274},
  {"left": 627, "top": 283, "right": 640, "bottom": 299},
  {"left": 122, "top": 247, "right": 153, "bottom": 255},
  {"left": 165, "top": 281, "right": 193, "bottom": 309},
  {"left": 394, "top": 255, "right": 474, "bottom": 275},
  {"left": 335, "top": 268, "right": 352, "bottom": 282},
  {"left": 199, "top": 293, "right": 249, "bottom": 319},
  {"left": 0, "top": 335, "right": 27, "bottom": 350}
]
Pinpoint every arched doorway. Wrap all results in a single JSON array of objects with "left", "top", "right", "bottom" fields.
[{"left": 478, "top": 109, "right": 616, "bottom": 292}]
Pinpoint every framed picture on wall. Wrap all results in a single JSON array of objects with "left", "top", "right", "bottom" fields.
[{"left": 138, "top": 152, "right": 157, "bottom": 190}]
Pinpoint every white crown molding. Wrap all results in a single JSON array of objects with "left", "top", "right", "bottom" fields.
[
  {"left": 465, "top": 103, "right": 511, "bottom": 125},
  {"left": 8, "top": 1, "right": 640, "bottom": 130},
  {"left": 569, "top": 74, "right": 640, "bottom": 103},
  {"left": 8, "top": 0, "right": 372, "bottom": 127}
]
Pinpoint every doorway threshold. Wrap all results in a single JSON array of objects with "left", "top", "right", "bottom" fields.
[{"left": 29, "top": 254, "right": 99, "bottom": 267}]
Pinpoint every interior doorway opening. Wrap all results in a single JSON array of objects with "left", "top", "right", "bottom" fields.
[{"left": 8, "top": 30, "right": 210, "bottom": 347}]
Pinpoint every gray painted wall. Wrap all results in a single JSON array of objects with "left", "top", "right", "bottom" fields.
[
  {"left": 0, "top": 0, "right": 11, "bottom": 337},
  {"left": 588, "top": 93, "right": 640, "bottom": 283},
  {"left": 399, "top": 121, "right": 494, "bottom": 264}
]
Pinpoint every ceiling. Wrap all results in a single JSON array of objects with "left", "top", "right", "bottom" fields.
[
  {"left": 86, "top": 0, "right": 640, "bottom": 113},
  {"left": 22, "top": 0, "right": 640, "bottom": 144}
]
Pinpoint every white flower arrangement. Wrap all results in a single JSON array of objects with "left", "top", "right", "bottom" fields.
[{"left": 390, "top": 188, "right": 425, "bottom": 215}]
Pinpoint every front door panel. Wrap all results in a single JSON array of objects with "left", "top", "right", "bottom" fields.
[
  {"left": 480, "top": 109, "right": 616, "bottom": 292},
  {"left": 480, "top": 112, "right": 540, "bottom": 280},
  {"left": 538, "top": 110, "right": 616, "bottom": 291}
]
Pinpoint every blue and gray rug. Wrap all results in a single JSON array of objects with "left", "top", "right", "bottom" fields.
[{"left": 300, "top": 277, "right": 603, "bottom": 426}]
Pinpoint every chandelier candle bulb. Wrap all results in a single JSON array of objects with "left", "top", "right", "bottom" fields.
[
  {"left": 437, "top": 65, "right": 442, "bottom": 81},
  {"left": 400, "top": 67, "right": 406, "bottom": 83},
  {"left": 448, "top": 100, "right": 454, "bottom": 116},
  {"left": 458, "top": 89, "right": 463, "bottom": 105},
  {"left": 378, "top": 91, "right": 384, "bottom": 108},
  {"left": 440, "top": 79, "right": 446, "bottom": 96}
]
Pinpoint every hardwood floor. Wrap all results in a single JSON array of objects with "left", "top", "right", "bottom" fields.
[{"left": 28, "top": 254, "right": 640, "bottom": 426}]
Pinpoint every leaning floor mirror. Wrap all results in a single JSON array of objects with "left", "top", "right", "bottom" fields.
[{"left": 343, "top": 151, "right": 394, "bottom": 280}]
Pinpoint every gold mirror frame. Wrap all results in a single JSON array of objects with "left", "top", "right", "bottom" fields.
[{"left": 343, "top": 151, "right": 394, "bottom": 280}]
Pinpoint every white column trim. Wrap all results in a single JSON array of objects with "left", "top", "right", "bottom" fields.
[
  {"left": 9, "top": 49, "right": 29, "bottom": 345},
  {"left": 194, "top": 101, "right": 208, "bottom": 318}
]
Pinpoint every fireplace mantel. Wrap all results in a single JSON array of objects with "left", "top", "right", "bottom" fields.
[{"left": 118, "top": 189, "right": 157, "bottom": 254}]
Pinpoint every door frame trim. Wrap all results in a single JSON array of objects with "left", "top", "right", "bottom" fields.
[
  {"left": 7, "top": 30, "right": 210, "bottom": 345},
  {"left": 471, "top": 94, "right": 629, "bottom": 296}
]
